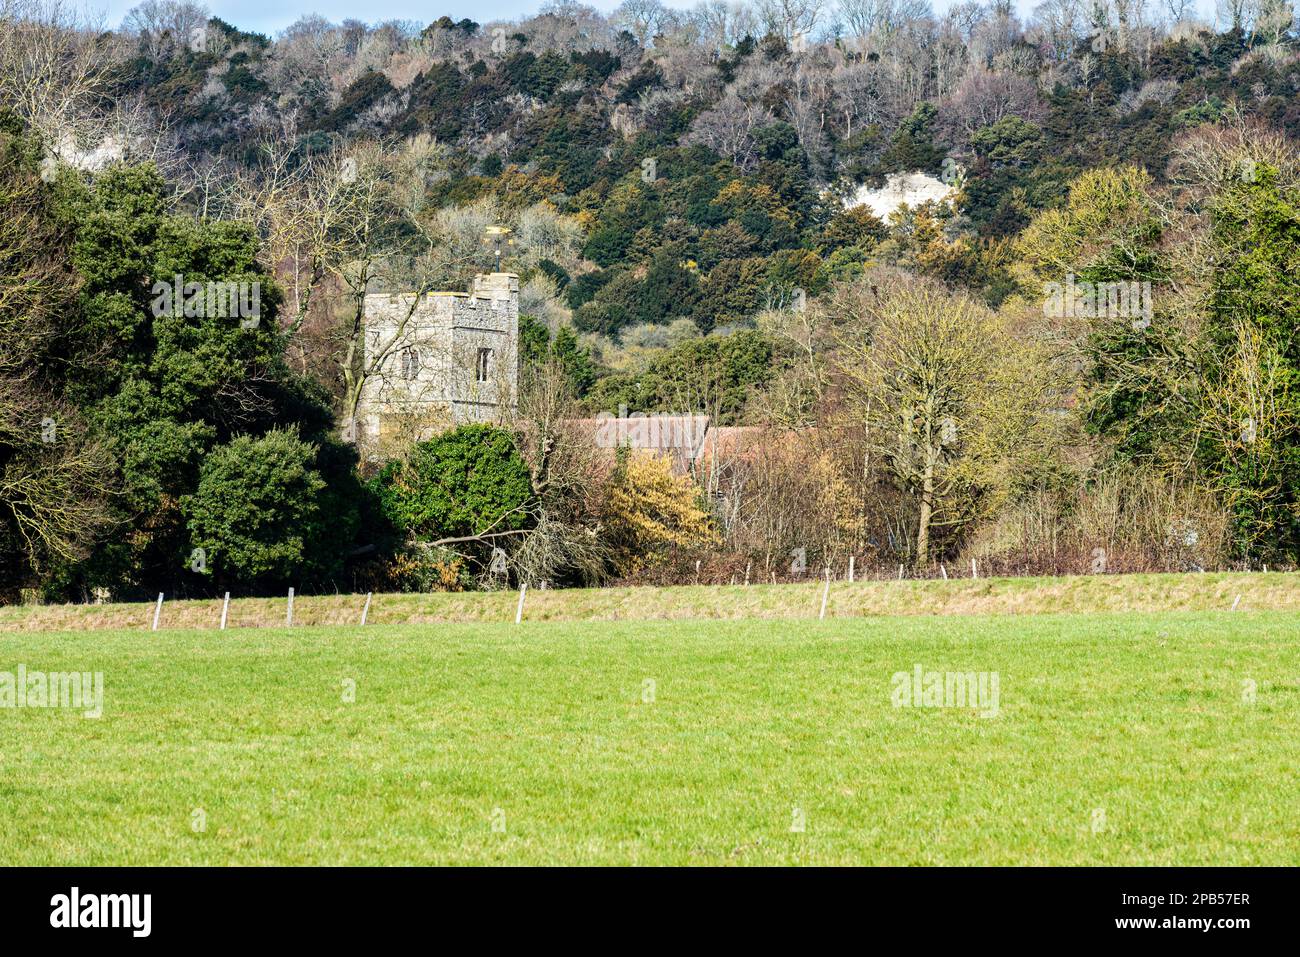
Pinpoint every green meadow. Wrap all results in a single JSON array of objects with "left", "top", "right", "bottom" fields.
[{"left": 2, "top": 611, "right": 1297, "bottom": 865}]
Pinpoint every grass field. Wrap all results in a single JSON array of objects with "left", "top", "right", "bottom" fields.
[{"left": 2, "top": 607, "right": 1297, "bottom": 865}]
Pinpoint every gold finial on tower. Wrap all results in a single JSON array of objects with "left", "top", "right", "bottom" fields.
[{"left": 483, "top": 225, "right": 514, "bottom": 271}]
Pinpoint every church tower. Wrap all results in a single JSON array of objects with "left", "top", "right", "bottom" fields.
[{"left": 357, "top": 272, "right": 519, "bottom": 448}]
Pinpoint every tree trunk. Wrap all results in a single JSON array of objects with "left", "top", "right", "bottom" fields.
[{"left": 915, "top": 456, "right": 934, "bottom": 570}]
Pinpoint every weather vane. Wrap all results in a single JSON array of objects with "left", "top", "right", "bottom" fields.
[{"left": 483, "top": 225, "right": 513, "bottom": 271}]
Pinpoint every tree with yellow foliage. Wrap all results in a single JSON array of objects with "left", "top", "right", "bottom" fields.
[
  {"left": 829, "top": 271, "right": 1061, "bottom": 568},
  {"left": 1010, "top": 165, "right": 1164, "bottom": 294},
  {"left": 603, "top": 450, "right": 719, "bottom": 576}
]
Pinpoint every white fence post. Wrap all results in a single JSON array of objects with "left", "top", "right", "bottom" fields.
[
  {"left": 220, "top": 592, "right": 230, "bottom": 630},
  {"left": 848, "top": 556, "right": 855, "bottom": 582},
  {"left": 940, "top": 564, "right": 948, "bottom": 580},
  {"left": 971, "top": 558, "right": 978, "bottom": 579},
  {"left": 152, "top": 593, "right": 164, "bottom": 631},
  {"left": 286, "top": 587, "right": 294, "bottom": 626},
  {"left": 515, "top": 583, "right": 527, "bottom": 624},
  {"left": 360, "top": 592, "right": 372, "bottom": 626}
]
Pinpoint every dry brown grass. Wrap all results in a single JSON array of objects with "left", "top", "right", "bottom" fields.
[{"left": 1, "top": 571, "right": 1295, "bottom": 633}]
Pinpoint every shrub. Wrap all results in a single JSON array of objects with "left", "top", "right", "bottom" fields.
[
  {"left": 603, "top": 450, "right": 717, "bottom": 575},
  {"left": 183, "top": 429, "right": 327, "bottom": 588},
  {"left": 372, "top": 424, "right": 534, "bottom": 545}
]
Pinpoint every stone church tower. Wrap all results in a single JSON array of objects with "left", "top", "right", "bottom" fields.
[{"left": 357, "top": 272, "right": 519, "bottom": 446}]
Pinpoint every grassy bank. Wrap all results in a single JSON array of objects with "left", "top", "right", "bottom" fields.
[{"left": 1, "top": 571, "right": 1296, "bottom": 634}]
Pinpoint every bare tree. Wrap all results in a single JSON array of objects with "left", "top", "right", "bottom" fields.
[
  {"left": 829, "top": 272, "right": 1054, "bottom": 567},
  {"left": 510, "top": 356, "right": 610, "bottom": 584},
  {"left": 225, "top": 137, "right": 361, "bottom": 341},
  {"left": 122, "top": 0, "right": 209, "bottom": 59},
  {"left": 688, "top": 0, "right": 758, "bottom": 49},
  {"left": 266, "top": 14, "right": 345, "bottom": 111},
  {"left": 333, "top": 141, "right": 461, "bottom": 431},
  {"left": 1199, "top": 319, "right": 1296, "bottom": 554},
  {"left": 838, "top": 0, "right": 933, "bottom": 42},
  {"left": 0, "top": 0, "right": 111, "bottom": 151},
  {"left": 940, "top": 64, "right": 1043, "bottom": 143},
  {"left": 0, "top": 131, "right": 116, "bottom": 584},
  {"left": 783, "top": 54, "right": 837, "bottom": 172},
  {"left": 1215, "top": 0, "right": 1250, "bottom": 31},
  {"left": 222, "top": 131, "right": 487, "bottom": 437},
  {"left": 613, "top": 0, "right": 671, "bottom": 46},
  {"left": 686, "top": 92, "right": 771, "bottom": 170},
  {"left": 832, "top": 58, "right": 896, "bottom": 137},
  {"left": 1030, "top": 0, "right": 1086, "bottom": 62},
  {"left": 1254, "top": 0, "right": 1296, "bottom": 43},
  {"left": 756, "top": 0, "right": 825, "bottom": 43}
]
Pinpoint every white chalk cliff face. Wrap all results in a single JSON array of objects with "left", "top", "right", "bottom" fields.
[
  {"left": 848, "top": 171, "right": 955, "bottom": 220},
  {"left": 50, "top": 131, "right": 128, "bottom": 171}
]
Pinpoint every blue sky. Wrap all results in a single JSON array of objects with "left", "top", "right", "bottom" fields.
[
  {"left": 89, "top": 0, "right": 1215, "bottom": 38},
  {"left": 93, "top": 1, "right": 623, "bottom": 35},
  {"left": 89, "top": 1, "right": 1065, "bottom": 38}
]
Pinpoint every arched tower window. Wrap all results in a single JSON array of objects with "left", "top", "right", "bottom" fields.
[{"left": 400, "top": 347, "right": 421, "bottom": 380}]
